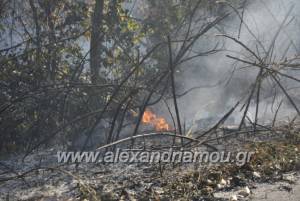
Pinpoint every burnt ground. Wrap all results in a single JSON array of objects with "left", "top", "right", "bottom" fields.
[{"left": 0, "top": 123, "right": 300, "bottom": 201}]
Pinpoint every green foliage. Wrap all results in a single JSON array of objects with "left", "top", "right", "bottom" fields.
[{"left": 0, "top": 0, "right": 244, "bottom": 152}]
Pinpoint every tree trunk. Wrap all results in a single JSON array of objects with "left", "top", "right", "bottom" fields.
[{"left": 90, "top": 0, "right": 104, "bottom": 84}]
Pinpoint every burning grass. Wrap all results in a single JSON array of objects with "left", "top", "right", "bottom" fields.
[{"left": 142, "top": 109, "right": 171, "bottom": 131}]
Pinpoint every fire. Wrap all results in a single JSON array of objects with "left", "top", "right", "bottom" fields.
[{"left": 142, "top": 109, "right": 170, "bottom": 131}]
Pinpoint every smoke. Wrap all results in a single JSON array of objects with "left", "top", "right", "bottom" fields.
[{"left": 175, "top": 0, "right": 300, "bottom": 125}]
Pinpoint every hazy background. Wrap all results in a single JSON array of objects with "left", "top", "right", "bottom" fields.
[{"left": 167, "top": 0, "right": 300, "bottom": 127}]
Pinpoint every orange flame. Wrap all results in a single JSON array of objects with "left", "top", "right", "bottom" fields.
[{"left": 142, "top": 109, "right": 170, "bottom": 131}]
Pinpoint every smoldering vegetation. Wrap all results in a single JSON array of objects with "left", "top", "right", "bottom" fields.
[{"left": 176, "top": 0, "right": 300, "bottom": 126}]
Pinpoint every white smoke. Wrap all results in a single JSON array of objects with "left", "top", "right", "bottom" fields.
[{"left": 176, "top": 0, "right": 300, "bottom": 125}]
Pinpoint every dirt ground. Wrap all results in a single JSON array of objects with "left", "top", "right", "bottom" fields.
[{"left": 215, "top": 174, "right": 300, "bottom": 201}]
